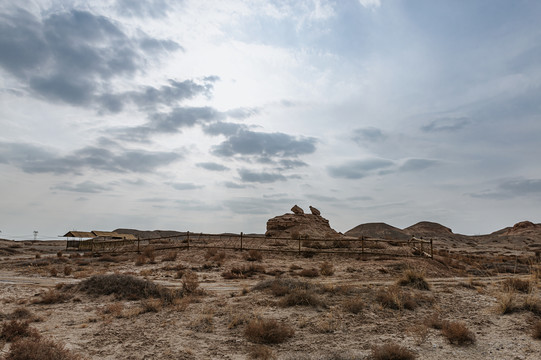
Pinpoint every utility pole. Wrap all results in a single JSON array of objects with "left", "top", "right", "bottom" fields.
[{"left": 33, "top": 231, "right": 38, "bottom": 241}]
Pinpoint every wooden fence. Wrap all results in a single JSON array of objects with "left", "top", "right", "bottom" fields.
[{"left": 66, "top": 232, "right": 433, "bottom": 258}]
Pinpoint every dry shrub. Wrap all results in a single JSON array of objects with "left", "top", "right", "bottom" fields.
[
  {"left": 56, "top": 251, "right": 63, "bottom": 258},
  {"left": 1, "top": 320, "right": 40, "bottom": 342},
  {"left": 76, "top": 274, "right": 182, "bottom": 303},
  {"left": 9, "top": 308, "right": 34, "bottom": 320},
  {"left": 299, "top": 268, "right": 319, "bottom": 278},
  {"left": 397, "top": 269, "right": 430, "bottom": 290},
  {"left": 376, "top": 286, "right": 418, "bottom": 310},
  {"left": 524, "top": 296, "right": 541, "bottom": 316},
  {"left": 289, "top": 264, "right": 302, "bottom": 271},
  {"left": 271, "top": 282, "right": 290, "bottom": 297},
  {"left": 102, "top": 302, "right": 124, "bottom": 317},
  {"left": 49, "top": 267, "right": 58, "bottom": 277},
  {"left": 134, "top": 254, "right": 147, "bottom": 266},
  {"left": 496, "top": 292, "right": 517, "bottom": 314},
  {"left": 313, "top": 312, "right": 339, "bottom": 333},
  {"left": 97, "top": 255, "right": 120, "bottom": 263},
  {"left": 371, "top": 343, "right": 416, "bottom": 360},
  {"left": 63, "top": 265, "right": 73, "bottom": 276},
  {"left": 205, "top": 248, "right": 227, "bottom": 263},
  {"left": 442, "top": 321, "right": 476, "bottom": 345},
  {"left": 162, "top": 250, "right": 177, "bottom": 262},
  {"left": 320, "top": 261, "right": 335, "bottom": 276},
  {"left": 142, "top": 247, "right": 155, "bottom": 263},
  {"left": 424, "top": 313, "right": 445, "bottom": 330},
  {"left": 182, "top": 271, "right": 200, "bottom": 294},
  {"left": 5, "top": 337, "right": 81, "bottom": 360},
  {"left": 33, "top": 290, "right": 71, "bottom": 304},
  {"left": 343, "top": 297, "right": 364, "bottom": 314},
  {"left": 533, "top": 320, "right": 541, "bottom": 340},
  {"left": 280, "top": 289, "right": 323, "bottom": 307},
  {"left": 244, "top": 318, "right": 294, "bottom": 344},
  {"left": 227, "top": 311, "right": 249, "bottom": 329},
  {"left": 222, "top": 264, "right": 266, "bottom": 279},
  {"left": 189, "top": 311, "right": 214, "bottom": 333},
  {"left": 245, "top": 249, "right": 263, "bottom": 262},
  {"left": 253, "top": 278, "right": 315, "bottom": 293},
  {"left": 141, "top": 298, "right": 163, "bottom": 313},
  {"left": 502, "top": 278, "right": 532, "bottom": 293},
  {"left": 248, "top": 345, "right": 276, "bottom": 360}
]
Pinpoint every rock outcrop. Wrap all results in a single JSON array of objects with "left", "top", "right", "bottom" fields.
[
  {"left": 291, "top": 205, "right": 304, "bottom": 215},
  {"left": 265, "top": 206, "right": 341, "bottom": 239},
  {"left": 309, "top": 206, "right": 320, "bottom": 216}
]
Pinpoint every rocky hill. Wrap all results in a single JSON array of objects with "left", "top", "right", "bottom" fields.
[
  {"left": 114, "top": 228, "right": 185, "bottom": 239},
  {"left": 265, "top": 205, "right": 342, "bottom": 239},
  {"left": 345, "top": 222, "right": 411, "bottom": 240}
]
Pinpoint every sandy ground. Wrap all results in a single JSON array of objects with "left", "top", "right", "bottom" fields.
[{"left": 0, "top": 239, "right": 540, "bottom": 359}]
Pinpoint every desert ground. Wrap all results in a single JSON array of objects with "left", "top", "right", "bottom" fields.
[{"left": 1, "top": 224, "right": 541, "bottom": 360}]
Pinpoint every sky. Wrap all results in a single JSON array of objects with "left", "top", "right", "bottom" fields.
[{"left": 1, "top": 0, "right": 541, "bottom": 240}]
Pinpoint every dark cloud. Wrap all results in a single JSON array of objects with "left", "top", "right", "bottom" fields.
[
  {"left": 469, "top": 178, "right": 541, "bottom": 199},
  {"left": 238, "top": 169, "right": 287, "bottom": 183},
  {"left": 51, "top": 181, "right": 112, "bottom": 193},
  {"left": 0, "top": 7, "right": 182, "bottom": 110},
  {"left": 212, "top": 130, "right": 317, "bottom": 159},
  {"left": 0, "top": 141, "right": 181, "bottom": 174},
  {"left": 115, "top": 0, "right": 171, "bottom": 18},
  {"left": 196, "top": 162, "right": 230, "bottom": 171},
  {"left": 399, "top": 159, "right": 440, "bottom": 172},
  {"left": 351, "top": 127, "right": 387, "bottom": 145},
  {"left": 327, "top": 158, "right": 394, "bottom": 179},
  {"left": 169, "top": 182, "right": 203, "bottom": 190},
  {"left": 421, "top": 117, "right": 470, "bottom": 132}
]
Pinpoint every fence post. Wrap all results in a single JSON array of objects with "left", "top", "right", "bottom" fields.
[
  {"left": 137, "top": 236, "right": 140, "bottom": 253},
  {"left": 187, "top": 231, "right": 190, "bottom": 250},
  {"left": 430, "top": 239, "right": 433, "bottom": 258},
  {"left": 240, "top": 232, "right": 243, "bottom": 251}
]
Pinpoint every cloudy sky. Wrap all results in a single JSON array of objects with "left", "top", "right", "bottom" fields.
[{"left": 1, "top": 0, "right": 540, "bottom": 239}]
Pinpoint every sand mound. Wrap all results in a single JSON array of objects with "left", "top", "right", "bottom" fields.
[{"left": 345, "top": 222, "right": 411, "bottom": 240}]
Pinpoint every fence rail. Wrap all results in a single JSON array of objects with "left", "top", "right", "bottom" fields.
[{"left": 66, "top": 232, "right": 433, "bottom": 258}]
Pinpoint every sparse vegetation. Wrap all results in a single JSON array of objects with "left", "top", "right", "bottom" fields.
[
  {"left": 299, "top": 268, "right": 319, "bottom": 278},
  {"left": 442, "top": 321, "right": 476, "bottom": 345},
  {"left": 376, "top": 286, "right": 418, "bottom": 310},
  {"left": 162, "top": 250, "right": 178, "bottom": 262},
  {"left": 343, "top": 297, "right": 364, "bottom": 314},
  {"left": 182, "top": 270, "right": 200, "bottom": 294},
  {"left": 502, "top": 278, "right": 532, "bottom": 293},
  {"left": 33, "top": 289, "right": 71, "bottom": 304},
  {"left": 248, "top": 345, "right": 276, "bottom": 360},
  {"left": 245, "top": 249, "right": 263, "bottom": 262},
  {"left": 371, "top": 343, "right": 416, "bottom": 360},
  {"left": 533, "top": 320, "right": 541, "bottom": 340},
  {"left": 244, "top": 318, "right": 294, "bottom": 344},
  {"left": 4, "top": 337, "right": 82, "bottom": 360},
  {"left": 280, "top": 289, "right": 323, "bottom": 307},
  {"left": 222, "top": 264, "right": 266, "bottom": 279},
  {"left": 320, "top": 261, "right": 335, "bottom": 276},
  {"left": 1, "top": 320, "right": 40, "bottom": 342},
  {"left": 397, "top": 269, "right": 430, "bottom": 290}
]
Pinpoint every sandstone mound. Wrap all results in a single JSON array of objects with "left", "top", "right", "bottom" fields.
[
  {"left": 265, "top": 205, "right": 341, "bottom": 239},
  {"left": 404, "top": 221, "right": 453, "bottom": 237},
  {"left": 503, "top": 221, "right": 541, "bottom": 235},
  {"left": 345, "top": 222, "right": 411, "bottom": 240}
]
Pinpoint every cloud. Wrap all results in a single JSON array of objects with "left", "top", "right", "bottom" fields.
[
  {"left": 0, "top": 7, "right": 182, "bottom": 110},
  {"left": 196, "top": 162, "right": 230, "bottom": 171},
  {"left": 115, "top": 0, "right": 171, "bottom": 18},
  {"left": 327, "top": 158, "right": 394, "bottom": 179},
  {"left": 223, "top": 197, "right": 292, "bottom": 215},
  {"left": 358, "top": 0, "right": 381, "bottom": 9},
  {"left": 0, "top": 141, "right": 182, "bottom": 174},
  {"left": 238, "top": 169, "right": 287, "bottom": 183},
  {"left": 277, "top": 159, "right": 309, "bottom": 169},
  {"left": 421, "top": 117, "right": 470, "bottom": 132},
  {"left": 212, "top": 129, "right": 317, "bottom": 160},
  {"left": 203, "top": 122, "right": 248, "bottom": 136},
  {"left": 170, "top": 182, "right": 203, "bottom": 190},
  {"left": 399, "top": 158, "right": 440, "bottom": 172},
  {"left": 351, "top": 127, "right": 387, "bottom": 145},
  {"left": 223, "top": 181, "right": 252, "bottom": 189},
  {"left": 51, "top": 181, "right": 112, "bottom": 193},
  {"left": 469, "top": 178, "right": 541, "bottom": 199}
]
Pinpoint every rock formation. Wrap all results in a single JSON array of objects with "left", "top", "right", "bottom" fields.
[
  {"left": 291, "top": 205, "right": 304, "bottom": 215},
  {"left": 265, "top": 206, "right": 341, "bottom": 239},
  {"left": 309, "top": 206, "right": 320, "bottom": 216}
]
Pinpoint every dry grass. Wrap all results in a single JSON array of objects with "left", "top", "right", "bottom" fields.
[
  {"left": 376, "top": 286, "right": 418, "bottom": 310},
  {"left": 371, "top": 343, "right": 416, "bottom": 360},
  {"left": 320, "top": 261, "right": 335, "bottom": 276},
  {"left": 63, "top": 265, "right": 73, "bottom": 276},
  {"left": 141, "top": 298, "right": 163, "bottom": 313},
  {"left": 248, "top": 345, "right": 276, "bottom": 360},
  {"left": 245, "top": 249, "right": 263, "bottom": 262},
  {"left": 280, "top": 289, "right": 323, "bottom": 307},
  {"left": 33, "top": 290, "right": 71, "bottom": 304},
  {"left": 343, "top": 297, "right": 364, "bottom": 314},
  {"left": 502, "top": 278, "right": 532, "bottom": 293},
  {"left": 1, "top": 320, "right": 40, "bottom": 342},
  {"left": 496, "top": 292, "right": 517, "bottom": 314},
  {"left": 161, "top": 250, "right": 178, "bottom": 262},
  {"left": 244, "top": 318, "right": 294, "bottom": 344},
  {"left": 134, "top": 254, "right": 147, "bottom": 266},
  {"left": 102, "top": 302, "right": 124, "bottom": 318},
  {"left": 424, "top": 313, "right": 445, "bottom": 330},
  {"left": 142, "top": 247, "right": 156, "bottom": 263},
  {"left": 222, "top": 264, "right": 266, "bottom": 279},
  {"left": 8, "top": 308, "right": 34, "bottom": 321},
  {"left": 299, "top": 268, "right": 319, "bottom": 278},
  {"left": 397, "top": 269, "right": 430, "bottom": 290},
  {"left": 441, "top": 321, "right": 476, "bottom": 345},
  {"left": 182, "top": 271, "right": 200, "bottom": 294},
  {"left": 533, "top": 320, "right": 541, "bottom": 340},
  {"left": 4, "top": 336, "right": 82, "bottom": 360},
  {"left": 76, "top": 274, "right": 182, "bottom": 303},
  {"left": 188, "top": 310, "right": 214, "bottom": 333}
]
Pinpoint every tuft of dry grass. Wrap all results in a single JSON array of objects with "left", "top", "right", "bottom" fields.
[
  {"left": 245, "top": 249, "right": 263, "bottom": 262},
  {"left": 102, "top": 302, "right": 124, "bottom": 318},
  {"left": 441, "top": 321, "right": 476, "bottom": 345},
  {"left": 4, "top": 336, "right": 82, "bottom": 360},
  {"left": 142, "top": 247, "right": 156, "bottom": 263},
  {"left": 371, "top": 343, "right": 417, "bottom": 360},
  {"left": 280, "top": 289, "right": 323, "bottom": 308},
  {"left": 1, "top": 320, "right": 40, "bottom": 342},
  {"left": 533, "top": 320, "right": 541, "bottom": 340},
  {"left": 320, "top": 261, "right": 335, "bottom": 276},
  {"left": 141, "top": 298, "right": 163, "bottom": 313},
  {"left": 63, "top": 265, "right": 73, "bottom": 276},
  {"left": 502, "top": 278, "right": 532, "bottom": 293},
  {"left": 33, "top": 290, "right": 71, "bottom": 304},
  {"left": 134, "top": 254, "right": 147, "bottom": 266},
  {"left": 222, "top": 264, "right": 266, "bottom": 279},
  {"left": 182, "top": 271, "right": 200, "bottom": 294},
  {"left": 496, "top": 292, "right": 517, "bottom": 314},
  {"left": 343, "top": 297, "right": 364, "bottom": 314},
  {"left": 244, "top": 318, "right": 294, "bottom": 344},
  {"left": 248, "top": 345, "right": 276, "bottom": 360},
  {"left": 299, "top": 268, "right": 319, "bottom": 278},
  {"left": 8, "top": 308, "right": 34, "bottom": 321},
  {"left": 397, "top": 269, "right": 430, "bottom": 290},
  {"left": 49, "top": 267, "right": 58, "bottom": 277},
  {"left": 162, "top": 250, "right": 177, "bottom": 262},
  {"left": 376, "top": 286, "right": 418, "bottom": 310},
  {"left": 188, "top": 310, "right": 214, "bottom": 333},
  {"left": 424, "top": 313, "right": 445, "bottom": 330}
]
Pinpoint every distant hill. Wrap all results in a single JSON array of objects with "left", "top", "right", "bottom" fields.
[
  {"left": 114, "top": 228, "right": 185, "bottom": 239},
  {"left": 403, "top": 221, "right": 454, "bottom": 237},
  {"left": 345, "top": 222, "right": 410, "bottom": 240}
]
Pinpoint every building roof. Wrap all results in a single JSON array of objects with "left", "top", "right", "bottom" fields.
[{"left": 63, "top": 231, "right": 94, "bottom": 238}]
